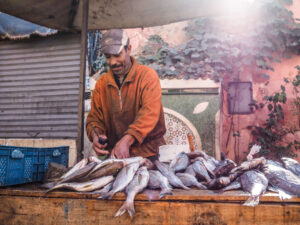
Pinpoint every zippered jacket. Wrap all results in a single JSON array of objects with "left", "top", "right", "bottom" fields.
[{"left": 86, "top": 57, "right": 166, "bottom": 158}]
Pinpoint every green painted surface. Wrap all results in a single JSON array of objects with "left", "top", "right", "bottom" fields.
[{"left": 162, "top": 93, "right": 220, "bottom": 157}]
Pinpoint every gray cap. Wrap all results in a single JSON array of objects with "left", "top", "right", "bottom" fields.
[{"left": 101, "top": 29, "right": 129, "bottom": 54}]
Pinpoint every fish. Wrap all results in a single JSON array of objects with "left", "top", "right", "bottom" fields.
[
  {"left": 267, "top": 185, "right": 292, "bottom": 200},
  {"left": 115, "top": 167, "right": 150, "bottom": 218},
  {"left": 46, "top": 175, "right": 114, "bottom": 193},
  {"left": 100, "top": 161, "right": 141, "bottom": 200},
  {"left": 89, "top": 156, "right": 103, "bottom": 164},
  {"left": 60, "top": 158, "right": 88, "bottom": 180},
  {"left": 148, "top": 170, "right": 173, "bottom": 199},
  {"left": 91, "top": 182, "right": 113, "bottom": 195},
  {"left": 185, "top": 165, "right": 197, "bottom": 177},
  {"left": 186, "top": 151, "right": 206, "bottom": 159},
  {"left": 154, "top": 160, "right": 190, "bottom": 190},
  {"left": 281, "top": 157, "right": 300, "bottom": 176},
  {"left": 217, "top": 178, "right": 241, "bottom": 193},
  {"left": 246, "top": 144, "right": 261, "bottom": 161},
  {"left": 192, "top": 161, "right": 212, "bottom": 182},
  {"left": 84, "top": 161, "right": 124, "bottom": 181},
  {"left": 176, "top": 173, "right": 207, "bottom": 189},
  {"left": 230, "top": 157, "right": 266, "bottom": 174},
  {"left": 263, "top": 163, "right": 300, "bottom": 197},
  {"left": 266, "top": 159, "right": 283, "bottom": 168},
  {"left": 213, "top": 159, "right": 237, "bottom": 177},
  {"left": 56, "top": 162, "right": 97, "bottom": 185},
  {"left": 90, "top": 156, "right": 143, "bottom": 174},
  {"left": 195, "top": 157, "right": 216, "bottom": 178},
  {"left": 207, "top": 176, "right": 231, "bottom": 190},
  {"left": 169, "top": 152, "right": 189, "bottom": 172},
  {"left": 240, "top": 170, "right": 268, "bottom": 207}
]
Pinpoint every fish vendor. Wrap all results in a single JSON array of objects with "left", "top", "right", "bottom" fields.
[{"left": 86, "top": 29, "right": 166, "bottom": 161}]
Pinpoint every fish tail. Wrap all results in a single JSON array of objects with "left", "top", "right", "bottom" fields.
[
  {"left": 114, "top": 202, "right": 127, "bottom": 217},
  {"left": 243, "top": 196, "right": 259, "bottom": 207},
  {"left": 114, "top": 201, "right": 135, "bottom": 218},
  {"left": 278, "top": 190, "right": 292, "bottom": 200},
  {"left": 159, "top": 188, "right": 173, "bottom": 199}
]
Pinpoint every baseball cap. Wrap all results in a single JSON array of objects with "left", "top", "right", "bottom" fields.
[{"left": 101, "top": 29, "right": 129, "bottom": 54}]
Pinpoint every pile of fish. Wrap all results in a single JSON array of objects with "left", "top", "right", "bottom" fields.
[{"left": 42, "top": 146, "right": 300, "bottom": 218}]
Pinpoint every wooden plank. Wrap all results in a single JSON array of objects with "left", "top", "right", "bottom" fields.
[
  {"left": 0, "top": 107, "right": 78, "bottom": 116},
  {"left": 0, "top": 77, "right": 79, "bottom": 87},
  {"left": 0, "top": 191, "right": 298, "bottom": 225},
  {"left": 0, "top": 60, "right": 80, "bottom": 71},
  {"left": 0, "top": 66, "right": 80, "bottom": 76},
  {"left": 0, "top": 101, "right": 79, "bottom": 110},
  {"left": 0, "top": 55, "right": 80, "bottom": 66},
  {"left": 0, "top": 90, "right": 79, "bottom": 98},
  {"left": 0, "top": 95, "right": 78, "bottom": 104},
  {"left": 0, "top": 49, "right": 80, "bottom": 60},
  {"left": 0, "top": 120, "right": 77, "bottom": 126},
  {"left": 0, "top": 131, "right": 77, "bottom": 138},
  {"left": 0, "top": 114, "right": 78, "bottom": 121}
]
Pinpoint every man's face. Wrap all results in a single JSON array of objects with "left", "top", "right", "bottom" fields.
[{"left": 104, "top": 45, "right": 132, "bottom": 77}]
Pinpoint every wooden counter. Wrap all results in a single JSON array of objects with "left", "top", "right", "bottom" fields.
[{"left": 0, "top": 185, "right": 299, "bottom": 225}]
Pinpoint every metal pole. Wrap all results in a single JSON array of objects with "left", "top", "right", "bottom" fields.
[{"left": 76, "top": 0, "right": 89, "bottom": 162}]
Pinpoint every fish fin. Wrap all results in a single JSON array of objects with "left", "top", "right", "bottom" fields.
[
  {"left": 159, "top": 189, "right": 173, "bottom": 199},
  {"left": 243, "top": 196, "right": 259, "bottom": 207},
  {"left": 127, "top": 203, "right": 135, "bottom": 219},
  {"left": 98, "top": 191, "right": 114, "bottom": 200},
  {"left": 182, "top": 184, "right": 190, "bottom": 190},
  {"left": 114, "top": 203, "right": 127, "bottom": 217},
  {"left": 278, "top": 189, "right": 292, "bottom": 200},
  {"left": 197, "top": 183, "right": 207, "bottom": 190}
]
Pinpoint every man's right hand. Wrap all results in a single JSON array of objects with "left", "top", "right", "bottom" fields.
[{"left": 92, "top": 133, "right": 109, "bottom": 156}]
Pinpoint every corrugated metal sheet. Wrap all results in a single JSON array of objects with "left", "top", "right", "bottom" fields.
[{"left": 0, "top": 34, "right": 81, "bottom": 139}]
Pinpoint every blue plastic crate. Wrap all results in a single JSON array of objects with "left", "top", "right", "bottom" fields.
[{"left": 0, "top": 145, "right": 69, "bottom": 186}]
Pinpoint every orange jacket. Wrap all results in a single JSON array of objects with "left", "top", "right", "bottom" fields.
[{"left": 86, "top": 57, "right": 166, "bottom": 158}]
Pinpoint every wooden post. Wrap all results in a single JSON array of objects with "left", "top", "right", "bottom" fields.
[{"left": 76, "top": 0, "right": 89, "bottom": 162}]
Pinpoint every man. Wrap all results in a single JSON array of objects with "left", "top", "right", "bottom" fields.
[{"left": 86, "top": 29, "right": 166, "bottom": 161}]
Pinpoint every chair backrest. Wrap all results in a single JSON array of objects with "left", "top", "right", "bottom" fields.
[{"left": 163, "top": 107, "right": 202, "bottom": 150}]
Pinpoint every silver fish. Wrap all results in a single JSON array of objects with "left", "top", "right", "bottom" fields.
[
  {"left": 176, "top": 173, "right": 207, "bottom": 189},
  {"left": 267, "top": 185, "right": 292, "bottom": 200},
  {"left": 154, "top": 160, "right": 190, "bottom": 190},
  {"left": 57, "top": 162, "right": 97, "bottom": 184},
  {"left": 100, "top": 161, "right": 141, "bottom": 200},
  {"left": 185, "top": 165, "right": 197, "bottom": 177},
  {"left": 281, "top": 157, "right": 300, "bottom": 176},
  {"left": 91, "top": 182, "right": 113, "bottom": 195},
  {"left": 148, "top": 170, "right": 173, "bottom": 199},
  {"left": 263, "top": 163, "right": 300, "bottom": 196},
  {"left": 89, "top": 156, "right": 103, "bottom": 164},
  {"left": 195, "top": 157, "right": 216, "bottom": 178},
  {"left": 60, "top": 158, "right": 88, "bottom": 180},
  {"left": 90, "top": 156, "right": 143, "bottom": 174},
  {"left": 217, "top": 178, "right": 241, "bottom": 193},
  {"left": 46, "top": 175, "right": 114, "bottom": 192},
  {"left": 240, "top": 170, "right": 268, "bottom": 207},
  {"left": 115, "top": 167, "right": 150, "bottom": 218},
  {"left": 169, "top": 152, "right": 189, "bottom": 172},
  {"left": 230, "top": 157, "right": 266, "bottom": 174},
  {"left": 192, "top": 161, "right": 211, "bottom": 182}
]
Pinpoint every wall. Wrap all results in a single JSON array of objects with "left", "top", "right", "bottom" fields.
[{"left": 117, "top": 2, "right": 300, "bottom": 163}]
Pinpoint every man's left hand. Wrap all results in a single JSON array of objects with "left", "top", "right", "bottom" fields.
[{"left": 111, "top": 134, "right": 135, "bottom": 159}]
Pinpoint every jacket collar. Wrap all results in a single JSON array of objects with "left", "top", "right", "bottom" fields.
[{"left": 106, "top": 57, "right": 138, "bottom": 87}]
